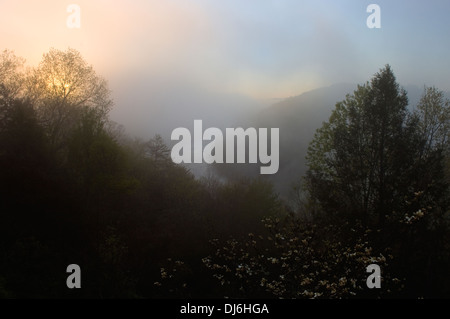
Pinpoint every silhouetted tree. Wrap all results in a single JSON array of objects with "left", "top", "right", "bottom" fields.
[
  {"left": 0, "top": 50, "right": 25, "bottom": 99},
  {"left": 27, "top": 48, "right": 112, "bottom": 150},
  {"left": 306, "top": 65, "right": 421, "bottom": 225},
  {"left": 304, "top": 65, "right": 450, "bottom": 297}
]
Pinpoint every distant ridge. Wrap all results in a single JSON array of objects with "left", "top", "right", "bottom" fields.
[{"left": 213, "top": 83, "right": 443, "bottom": 199}]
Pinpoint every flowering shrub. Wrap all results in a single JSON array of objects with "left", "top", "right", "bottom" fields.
[
  {"left": 202, "top": 214, "right": 402, "bottom": 298},
  {"left": 153, "top": 258, "right": 192, "bottom": 298}
]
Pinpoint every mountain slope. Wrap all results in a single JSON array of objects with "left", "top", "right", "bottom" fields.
[{"left": 213, "top": 83, "right": 435, "bottom": 199}]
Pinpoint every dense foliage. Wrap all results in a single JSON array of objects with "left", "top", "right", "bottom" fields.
[{"left": 1, "top": 50, "right": 449, "bottom": 298}]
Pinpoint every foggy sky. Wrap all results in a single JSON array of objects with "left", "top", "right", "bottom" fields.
[{"left": 1, "top": 0, "right": 450, "bottom": 137}]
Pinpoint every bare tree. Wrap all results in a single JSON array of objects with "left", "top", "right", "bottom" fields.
[
  {"left": 0, "top": 50, "right": 27, "bottom": 133},
  {"left": 0, "top": 49, "right": 26, "bottom": 99},
  {"left": 414, "top": 86, "right": 450, "bottom": 156},
  {"left": 27, "top": 48, "right": 113, "bottom": 149}
]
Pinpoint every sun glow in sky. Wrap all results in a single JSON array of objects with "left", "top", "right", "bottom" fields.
[{"left": 1, "top": 0, "right": 450, "bottom": 101}]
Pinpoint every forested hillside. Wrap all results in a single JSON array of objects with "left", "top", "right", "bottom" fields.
[{"left": 1, "top": 49, "right": 449, "bottom": 298}]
